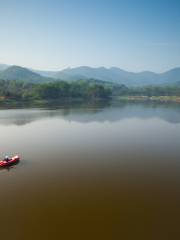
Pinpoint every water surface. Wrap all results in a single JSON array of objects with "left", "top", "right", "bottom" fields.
[{"left": 0, "top": 102, "right": 180, "bottom": 240}]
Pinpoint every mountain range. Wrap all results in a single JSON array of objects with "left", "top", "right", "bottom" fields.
[{"left": 0, "top": 64, "right": 180, "bottom": 86}]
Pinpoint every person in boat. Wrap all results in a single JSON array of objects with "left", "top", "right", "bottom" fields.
[{"left": 4, "top": 156, "right": 10, "bottom": 162}]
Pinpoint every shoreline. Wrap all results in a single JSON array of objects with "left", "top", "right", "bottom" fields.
[
  {"left": 114, "top": 96, "right": 180, "bottom": 103},
  {"left": 0, "top": 96, "right": 180, "bottom": 109}
]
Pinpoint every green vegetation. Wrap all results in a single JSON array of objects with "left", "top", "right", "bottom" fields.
[
  {"left": 0, "top": 79, "right": 180, "bottom": 104},
  {"left": 112, "top": 85, "right": 180, "bottom": 103},
  {"left": 121, "top": 85, "right": 180, "bottom": 97},
  {"left": 0, "top": 80, "right": 111, "bottom": 101}
]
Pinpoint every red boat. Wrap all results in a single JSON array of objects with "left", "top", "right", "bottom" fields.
[{"left": 0, "top": 155, "right": 20, "bottom": 167}]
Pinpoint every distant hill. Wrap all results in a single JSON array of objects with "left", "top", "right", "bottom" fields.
[
  {"left": 0, "top": 65, "right": 54, "bottom": 83},
  {"left": 37, "top": 66, "right": 180, "bottom": 86},
  {"left": 0, "top": 64, "right": 9, "bottom": 71},
  {"left": 32, "top": 69, "right": 58, "bottom": 78},
  {"left": 159, "top": 68, "right": 180, "bottom": 85},
  {"left": 0, "top": 64, "right": 180, "bottom": 86}
]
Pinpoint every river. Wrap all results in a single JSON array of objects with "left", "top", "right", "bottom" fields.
[{"left": 0, "top": 101, "right": 180, "bottom": 239}]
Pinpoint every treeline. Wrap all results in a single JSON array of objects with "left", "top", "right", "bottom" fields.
[
  {"left": 0, "top": 80, "right": 111, "bottom": 100},
  {"left": 0, "top": 79, "right": 180, "bottom": 101},
  {"left": 112, "top": 85, "right": 180, "bottom": 97},
  {"left": 0, "top": 80, "right": 33, "bottom": 99}
]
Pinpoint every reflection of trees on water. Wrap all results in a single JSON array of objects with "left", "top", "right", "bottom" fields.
[{"left": 0, "top": 100, "right": 179, "bottom": 126}]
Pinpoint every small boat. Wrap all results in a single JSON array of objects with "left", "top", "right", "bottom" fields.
[{"left": 0, "top": 155, "right": 20, "bottom": 167}]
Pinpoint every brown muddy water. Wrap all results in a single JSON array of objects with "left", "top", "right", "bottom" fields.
[{"left": 0, "top": 102, "right": 180, "bottom": 240}]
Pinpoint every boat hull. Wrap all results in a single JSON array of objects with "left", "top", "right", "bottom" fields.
[{"left": 0, "top": 156, "right": 20, "bottom": 167}]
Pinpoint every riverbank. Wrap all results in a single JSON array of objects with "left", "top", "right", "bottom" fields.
[
  {"left": 115, "top": 96, "right": 180, "bottom": 103},
  {"left": 0, "top": 96, "right": 180, "bottom": 109}
]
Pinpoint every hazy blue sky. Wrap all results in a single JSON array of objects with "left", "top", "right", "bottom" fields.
[{"left": 0, "top": 0, "right": 180, "bottom": 72}]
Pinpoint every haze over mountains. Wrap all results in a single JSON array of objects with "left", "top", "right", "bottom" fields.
[
  {"left": 0, "top": 64, "right": 9, "bottom": 71},
  {"left": 0, "top": 64, "right": 180, "bottom": 86}
]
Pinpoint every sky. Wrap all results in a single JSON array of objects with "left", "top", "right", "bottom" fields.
[{"left": 0, "top": 0, "right": 180, "bottom": 72}]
